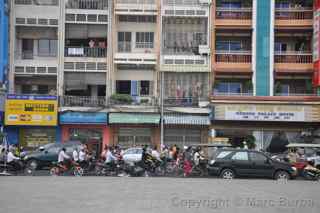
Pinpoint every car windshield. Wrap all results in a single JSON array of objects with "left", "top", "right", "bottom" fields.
[
  {"left": 216, "top": 151, "right": 233, "bottom": 159},
  {"left": 39, "top": 143, "right": 55, "bottom": 151}
]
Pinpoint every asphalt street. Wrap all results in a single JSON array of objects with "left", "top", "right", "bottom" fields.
[{"left": 0, "top": 177, "right": 319, "bottom": 213}]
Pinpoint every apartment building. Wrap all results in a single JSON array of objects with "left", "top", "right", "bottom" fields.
[
  {"left": 4, "top": 0, "right": 320, "bottom": 153},
  {"left": 211, "top": 0, "right": 320, "bottom": 152}
]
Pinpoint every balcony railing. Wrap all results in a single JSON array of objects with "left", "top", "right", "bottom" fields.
[
  {"left": 17, "top": 50, "right": 57, "bottom": 59},
  {"left": 136, "top": 42, "right": 154, "bottom": 49},
  {"left": 65, "top": 47, "right": 107, "bottom": 58},
  {"left": 274, "top": 52, "right": 312, "bottom": 63},
  {"left": 66, "top": 0, "right": 108, "bottom": 10},
  {"left": 275, "top": 8, "right": 313, "bottom": 20},
  {"left": 163, "top": 0, "right": 201, "bottom": 6},
  {"left": 215, "top": 51, "right": 252, "bottom": 63},
  {"left": 163, "top": 97, "right": 206, "bottom": 107},
  {"left": 118, "top": 42, "right": 132, "bottom": 53},
  {"left": 117, "top": 0, "right": 156, "bottom": 4},
  {"left": 60, "top": 96, "right": 106, "bottom": 107},
  {"left": 110, "top": 96, "right": 157, "bottom": 106},
  {"left": 15, "top": 0, "right": 59, "bottom": 5},
  {"left": 275, "top": 93, "right": 316, "bottom": 97},
  {"left": 216, "top": 7, "right": 252, "bottom": 20},
  {"left": 212, "top": 92, "right": 253, "bottom": 97}
]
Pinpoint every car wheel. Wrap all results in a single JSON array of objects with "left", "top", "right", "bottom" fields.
[
  {"left": 49, "top": 167, "right": 58, "bottom": 176},
  {"left": 27, "top": 159, "right": 38, "bottom": 170},
  {"left": 274, "top": 170, "right": 290, "bottom": 180},
  {"left": 220, "top": 169, "right": 235, "bottom": 179}
]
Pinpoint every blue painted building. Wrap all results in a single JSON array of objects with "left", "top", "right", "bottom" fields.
[{"left": 0, "top": 0, "right": 8, "bottom": 85}]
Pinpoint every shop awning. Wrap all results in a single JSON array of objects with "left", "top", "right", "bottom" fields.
[
  {"left": 164, "top": 114, "right": 210, "bottom": 126},
  {"left": 60, "top": 112, "right": 108, "bottom": 124},
  {"left": 109, "top": 113, "right": 160, "bottom": 124}
]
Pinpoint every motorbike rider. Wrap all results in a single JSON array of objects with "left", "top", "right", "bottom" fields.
[
  {"left": 141, "top": 146, "right": 156, "bottom": 172},
  {"left": 183, "top": 146, "right": 193, "bottom": 177},
  {"left": 72, "top": 148, "right": 79, "bottom": 163},
  {"left": 58, "top": 148, "right": 71, "bottom": 169},
  {"left": 193, "top": 146, "right": 205, "bottom": 166},
  {"left": 7, "top": 147, "right": 22, "bottom": 171},
  {"left": 105, "top": 146, "right": 117, "bottom": 170},
  {"left": 304, "top": 160, "right": 320, "bottom": 175},
  {"left": 78, "top": 147, "right": 87, "bottom": 168}
]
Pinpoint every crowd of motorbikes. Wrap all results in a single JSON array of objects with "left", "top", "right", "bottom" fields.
[{"left": 1, "top": 144, "right": 319, "bottom": 181}]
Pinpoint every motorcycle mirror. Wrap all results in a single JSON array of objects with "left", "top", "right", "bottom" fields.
[{"left": 39, "top": 147, "right": 45, "bottom": 151}]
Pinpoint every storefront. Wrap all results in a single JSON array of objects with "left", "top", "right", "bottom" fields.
[
  {"left": 60, "top": 111, "right": 109, "bottom": 157},
  {"left": 211, "top": 101, "right": 320, "bottom": 153},
  {"left": 164, "top": 114, "right": 210, "bottom": 148},
  {"left": 4, "top": 95, "right": 59, "bottom": 150},
  {"left": 108, "top": 113, "right": 160, "bottom": 149}
]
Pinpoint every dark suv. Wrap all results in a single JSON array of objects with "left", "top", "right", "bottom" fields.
[
  {"left": 207, "top": 149, "right": 297, "bottom": 180},
  {"left": 23, "top": 141, "right": 82, "bottom": 170}
]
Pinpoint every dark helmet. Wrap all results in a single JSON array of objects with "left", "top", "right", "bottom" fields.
[{"left": 62, "top": 147, "right": 66, "bottom": 152}]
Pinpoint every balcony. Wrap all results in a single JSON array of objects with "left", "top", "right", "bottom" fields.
[
  {"left": 275, "top": 8, "right": 313, "bottom": 28},
  {"left": 115, "top": 0, "right": 157, "bottom": 15},
  {"left": 214, "top": 51, "right": 252, "bottom": 74},
  {"left": 65, "top": 47, "right": 107, "bottom": 58},
  {"left": 115, "top": 42, "right": 157, "bottom": 64},
  {"left": 215, "top": 7, "right": 252, "bottom": 28},
  {"left": 66, "top": 0, "right": 108, "bottom": 10},
  {"left": 212, "top": 92, "right": 253, "bottom": 97},
  {"left": 60, "top": 96, "right": 106, "bottom": 107},
  {"left": 163, "top": 97, "right": 203, "bottom": 107},
  {"left": 274, "top": 52, "right": 313, "bottom": 74},
  {"left": 161, "top": 0, "right": 210, "bottom": 17},
  {"left": 14, "top": 0, "right": 60, "bottom": 23}
]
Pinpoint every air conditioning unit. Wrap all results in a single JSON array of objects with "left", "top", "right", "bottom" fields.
[
  {"left": 198, "top": 45, "right": 211, "bottom": 56},
  {"left": 199, "top": 0, "right": 212, "bottom": 5}
]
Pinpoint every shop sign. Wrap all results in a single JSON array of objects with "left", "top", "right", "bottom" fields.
[
  {"left": 223, "top": 105, "right": 305, "bottom": 122},
  {"left": 5, "top": 95, "right": 58, "bottom": 126}
]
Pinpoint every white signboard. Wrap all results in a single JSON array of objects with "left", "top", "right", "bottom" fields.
[{"left": 224, "top": 105, "right": 305, "bottom": 122}]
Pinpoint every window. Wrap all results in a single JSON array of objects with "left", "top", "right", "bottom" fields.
[
  {"left": 216, "top": 151, "right": 232, "bottom": 159},
  {"left": 119, "top": 15, "right": 156, "bottom": 23},
  {"left": 274, "top": 42, "right": 287, "bottom": 53},
  {"left": 231, "top": 152, "right": 249, "bottom": 161},
  {"left": 38, "top": 39, "right": 57, "bottom": 56},
  {"left": 249, "top": 152, "right": 267, "bottom": 162},
  {"left": 118, "top": 32, "right": 131, "bottom": 52},
  {"left": 136, "top": 32, "right": 154, "bottom": 48},
  {"left": 116, "top": 81, "right": 131, "bottom": 95},
  {"left": 22, "top": 39, "right": 34, "bottom": 59},
  {"left": 38, "top": 85, "right": 49, "bottom": 94},
  {"left": 216, "top": 82, "right": 242, "bottom": 94},
  {"left": 216, "top": 41, "right": 242, "bottom": 51},
  {"left": 280, "top": 84, "right": 290, "bottom": 95},
  {"left": 21, "top": 85, "right": 32, "bottom": 94},
  {"left": 140, "top": 81, "right": 150, "bottom": 96}
]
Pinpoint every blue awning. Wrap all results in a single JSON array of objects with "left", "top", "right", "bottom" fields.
[
  {"left": 60, "top": 112, "right": 107, "bottom": 124},
  {"left": 164, "top": 114, "right": 210, "bottom": 126}
]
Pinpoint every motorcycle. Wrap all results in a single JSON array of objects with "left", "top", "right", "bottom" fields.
[
  {"left": 94, "top": 160, "right": 125, "bottom": 176},
  {"left": 302, "top": 167, "right": 320, "bottom": 181},
  {"left": 49, "top": 160, "right": 84, "bottom": 177},
  {"left": 0, "top": 160, "right": 34, "bottom": 176}
]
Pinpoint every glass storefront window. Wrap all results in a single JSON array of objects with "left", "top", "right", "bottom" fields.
[{"left": 20, "top": 128, "right": 56, "bottom": 150}]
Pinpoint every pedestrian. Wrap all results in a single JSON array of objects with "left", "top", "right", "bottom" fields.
[{"left": 183, "top": 146, "right": 193, "bottom": 177}]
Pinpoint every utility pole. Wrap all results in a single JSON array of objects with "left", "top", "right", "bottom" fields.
[{"left": 160, "top": 71, "right": 164, "bottom": 151}]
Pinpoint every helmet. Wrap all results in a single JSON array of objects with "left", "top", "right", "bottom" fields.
[{"left": 62, "top": 147, "right": 66, "bottom": 152}]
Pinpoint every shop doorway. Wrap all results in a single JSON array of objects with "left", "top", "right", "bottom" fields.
[
  {"left": 69, "top": 128, "right": 103, "bottom": 158},
  {"left": 164, "top": 128, "right": 201, "bottom": 148},
  {"left": 118, "top": 128, "right": 152, "bottom": 149}
]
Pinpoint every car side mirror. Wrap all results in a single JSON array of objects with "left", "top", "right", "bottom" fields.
[
  {"left": 44, "top": 150, "right": 48, "bottom": 154},
  {"left": 39, "top": 147, "right": 45, "bottom": 151}
]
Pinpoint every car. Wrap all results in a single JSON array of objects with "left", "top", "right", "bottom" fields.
[
  {"left": 23, "top": 141, "right": 83, "bottom": 170},
  {"left": 207, "top": 149, "right": 297, "bottom": 180},
  {"left": 122, "top": 147, "right": 143, "bottom": 163}
]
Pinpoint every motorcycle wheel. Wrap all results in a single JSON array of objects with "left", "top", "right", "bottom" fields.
[
  {"left": 50, "top": 167, "right": 59, "bottom": 176},
  {"left": 73, "top": 167, "right": 84, "bottom": 177}
]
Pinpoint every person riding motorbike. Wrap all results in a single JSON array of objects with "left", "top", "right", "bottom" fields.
[
  {"left": 7, "top": 147, "right": 22, "bottom": 171},
  {"left": 104, "top": 146, "right": 117, "bottom": 170},
  {"left": 304, "top": 160, "right": 320, "bottom": 179},
  {"left": 183, "top": 146, "right": 193, "bottom": 177},
  {"left": 58, "top": 148, "right": 71, "bottom": 170}
]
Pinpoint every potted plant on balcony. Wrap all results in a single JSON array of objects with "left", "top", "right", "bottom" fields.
[
  {"left": 244, "top": 80, "right": 253, "bottom": 94},
  {"left": 274, "top": 81, "right": 282, "bottom": 95},
  {"left": 110, "top": 94, "right": 133, "bottom": 105}
]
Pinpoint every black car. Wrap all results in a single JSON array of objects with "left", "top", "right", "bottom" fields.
[
  {"left": 207, "top": 149, "right": 297, "bottom": 180},
  {"left": 23, "top": 141, "right": 82, "bottom": 170}
]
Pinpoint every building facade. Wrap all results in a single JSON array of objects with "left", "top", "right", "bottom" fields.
[{"left": 4, "top": 0, "right": 320, "bottom": 152}]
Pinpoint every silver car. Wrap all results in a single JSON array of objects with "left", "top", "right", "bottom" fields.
[{"left": 122, "top": 147, "right": 143, "bottom": 163}]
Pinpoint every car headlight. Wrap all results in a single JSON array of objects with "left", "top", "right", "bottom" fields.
[
  {"left": 210, "top": 160, "right": 215, "bottom": 165},
  {"left": 291, "top": 167, "right": 297, "bottom": 171}
]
